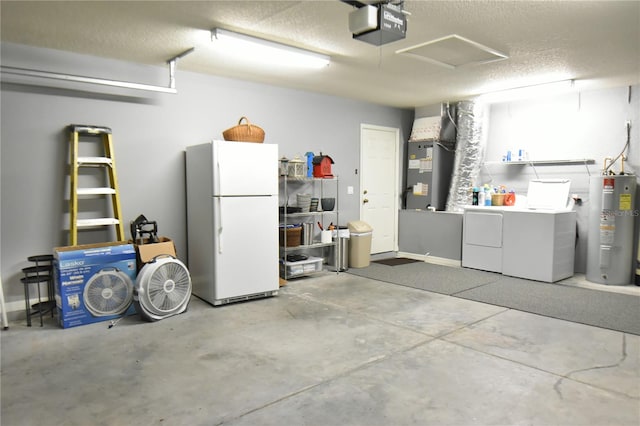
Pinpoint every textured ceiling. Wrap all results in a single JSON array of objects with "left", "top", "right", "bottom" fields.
[{"left": 1, "top": 0, "right": 638, "bottom": 108}]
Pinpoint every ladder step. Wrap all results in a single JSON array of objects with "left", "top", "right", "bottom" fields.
[
  {"left": 77, "top": 218, "right": 121, "bottom": 228},
  {"left": 76, "top": 187, "right": 116, "bottom": 195},
  {"left": 77, "top": 156, "right": 113, "bottom": 166},
  {"left": 69, "top": 124, "right": 112, "bottom": 135}
]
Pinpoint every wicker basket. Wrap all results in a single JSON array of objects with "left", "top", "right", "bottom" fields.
[
  {"left": 222, "top": 116, "right": 265, "bottom": 143},
  {"left": 279, "top": 226, "right": 302, "bottom": 247}
]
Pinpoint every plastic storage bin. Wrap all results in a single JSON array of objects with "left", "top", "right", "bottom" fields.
[
  {"left": 348, "top": 221, "right": 373, "bottom": 268},
  {"left": 280, "top": 256, "right": 323, "bottom": 278}
]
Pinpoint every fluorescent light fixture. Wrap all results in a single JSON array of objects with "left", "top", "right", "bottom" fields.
[
  {"left": 477, "top": 79, "right": 576, "bottom": 104},
  {"left": 211, "top": 28, "right": 330, "bottom": 69}
]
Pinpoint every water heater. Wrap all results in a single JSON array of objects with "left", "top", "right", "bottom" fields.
[{"left": 586, "top": 174, "right": 637, "bottom": 285}]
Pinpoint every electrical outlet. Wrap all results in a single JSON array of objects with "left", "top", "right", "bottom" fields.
[{"left": 347, "top": 186, "right": 354, "bottom": 195}]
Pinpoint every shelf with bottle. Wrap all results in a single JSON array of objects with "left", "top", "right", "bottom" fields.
[
  {"left": 484, "top": 159, "right": 595, "bottom": 166},
  {"left": 483, "top": 158, "right": 596, "bottom": 180},
  {"left": 278, "top": 175, "right": 340, "bottom": 279}
]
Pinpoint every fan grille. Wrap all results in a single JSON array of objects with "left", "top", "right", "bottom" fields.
[
  {"left": 83, "top": 270, "right": 133, "bottom": 317},
  {"left": 141, "top": 260, "right": 191, "bottom": 315}
]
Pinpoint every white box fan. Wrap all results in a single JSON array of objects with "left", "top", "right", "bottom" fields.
[
  {"left": 134, "top": 256, "right": 192, "bottom": 321},
  {"left": 83, "top": 268, "right": 134, "bottom": 317}
]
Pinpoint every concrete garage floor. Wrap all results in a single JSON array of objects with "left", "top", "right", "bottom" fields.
[{"left": 1, "top": 271, "right": 639, "bottom": 426}]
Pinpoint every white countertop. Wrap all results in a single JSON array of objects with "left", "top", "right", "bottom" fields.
[{"left": 463, "top": 205, "right": 575, "bottom": 214}]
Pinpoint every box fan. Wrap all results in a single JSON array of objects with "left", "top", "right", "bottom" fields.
[
  {"left": 83, "top": 268, "right": 134, "bottom": 317},
  {"left": 134, "top": 255, "right": 191, "bottom": 321}
]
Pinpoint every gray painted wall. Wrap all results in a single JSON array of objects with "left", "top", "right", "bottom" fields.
[{"left": 0, "top": 43, "right": 413, "bottom": 310}]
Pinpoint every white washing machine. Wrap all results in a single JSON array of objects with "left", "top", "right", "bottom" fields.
[{"left": 462, "top": 180, "right": 577, "bottom": 282}]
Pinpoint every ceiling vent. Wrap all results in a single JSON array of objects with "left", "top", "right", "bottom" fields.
[{"left": 396, "top": 34, "right": 508, "bottom": 69}]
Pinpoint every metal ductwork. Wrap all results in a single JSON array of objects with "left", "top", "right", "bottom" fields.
[{"left": 446, "top": 101, "right": 488, "bottom": 212}]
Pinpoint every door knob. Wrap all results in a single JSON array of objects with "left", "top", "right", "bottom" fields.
[{"left": 363, "top": 198, "right": 369, "bottom": 204}]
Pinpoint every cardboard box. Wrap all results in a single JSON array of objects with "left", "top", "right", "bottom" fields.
[
  {"left": 54, "top": 242, "right": 137, "bottom": 329},
  {"left": 131, "top": 237, "right": 177, "bottom": 270}
]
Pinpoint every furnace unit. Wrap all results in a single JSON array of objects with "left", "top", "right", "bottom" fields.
[
  {"left": 405, "top": 104, "right": 457, "bottom": 211},
  {"left": 405, "top": 142, "right": 455, "bottom": 210}
]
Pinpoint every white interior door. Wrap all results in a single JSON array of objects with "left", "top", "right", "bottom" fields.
[{"left": 360, "top": 124, "right": 399, "bottom": 254}]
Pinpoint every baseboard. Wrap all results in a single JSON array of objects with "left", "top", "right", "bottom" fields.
[
  {"left": 397, "top": 251, "right": 461, "bottom": 268},
  {"left": 3, "top": 298, "right": 52, "bottom": 316}
]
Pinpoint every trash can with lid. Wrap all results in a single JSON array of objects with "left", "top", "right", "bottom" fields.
[
  {"left": 348, "top": 221, "right": 373, "bottom": 268},
  {"left": 328, "top": 226, "right": 349, "bottom": 271}
]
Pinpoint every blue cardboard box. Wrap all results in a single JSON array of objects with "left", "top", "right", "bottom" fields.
[{"left": 54, "top": 242, "right": 138, "bottom": 328}]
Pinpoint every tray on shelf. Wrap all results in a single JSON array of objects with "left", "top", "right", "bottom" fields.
[
  {"left": 281, "top": 241, "right": 335, "bottom": 251},
  {"left": 279, "top": 206, "right": 302, "bottom": 214}
]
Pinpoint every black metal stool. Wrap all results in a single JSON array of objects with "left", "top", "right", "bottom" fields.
[{"left": 20, "top": 254, "right": 55, "bottom": 327}]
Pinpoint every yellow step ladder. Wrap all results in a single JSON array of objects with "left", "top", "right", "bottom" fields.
[{"left": 68, "top": 124, "right": 125, "bottom": 245}]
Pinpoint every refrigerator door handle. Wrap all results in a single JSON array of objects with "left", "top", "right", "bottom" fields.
[
  {"left": 217, "top": 197, "right": 223, "bottom": 254},
  {"left": 214, "top": 141, "right": 223, "bottom": 196}
]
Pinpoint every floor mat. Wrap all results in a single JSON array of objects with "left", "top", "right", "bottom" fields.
[
  {"left": 348, "top": 262, "right": 500, "bottom": 295},
  {"left": 454, "top": 276, "right": 640, "bottom": 335},
  {"left": 348, "top": 262, "right": 640, "bottom": 335},
  {"left": 372, "top": 258, "right": 421, "bottom": 266}
]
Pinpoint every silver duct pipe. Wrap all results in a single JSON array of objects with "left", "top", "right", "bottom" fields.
[{"left": 446, "top": 100, "right": 487, "bottom": 212}]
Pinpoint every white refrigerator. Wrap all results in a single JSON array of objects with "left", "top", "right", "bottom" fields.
[{"left": 186, "top": 140, "right": 279, "bottom": 305}]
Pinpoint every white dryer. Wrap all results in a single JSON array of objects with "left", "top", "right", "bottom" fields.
[{"left": 462, "top": 180, "right": 576, "bottom": 282}]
